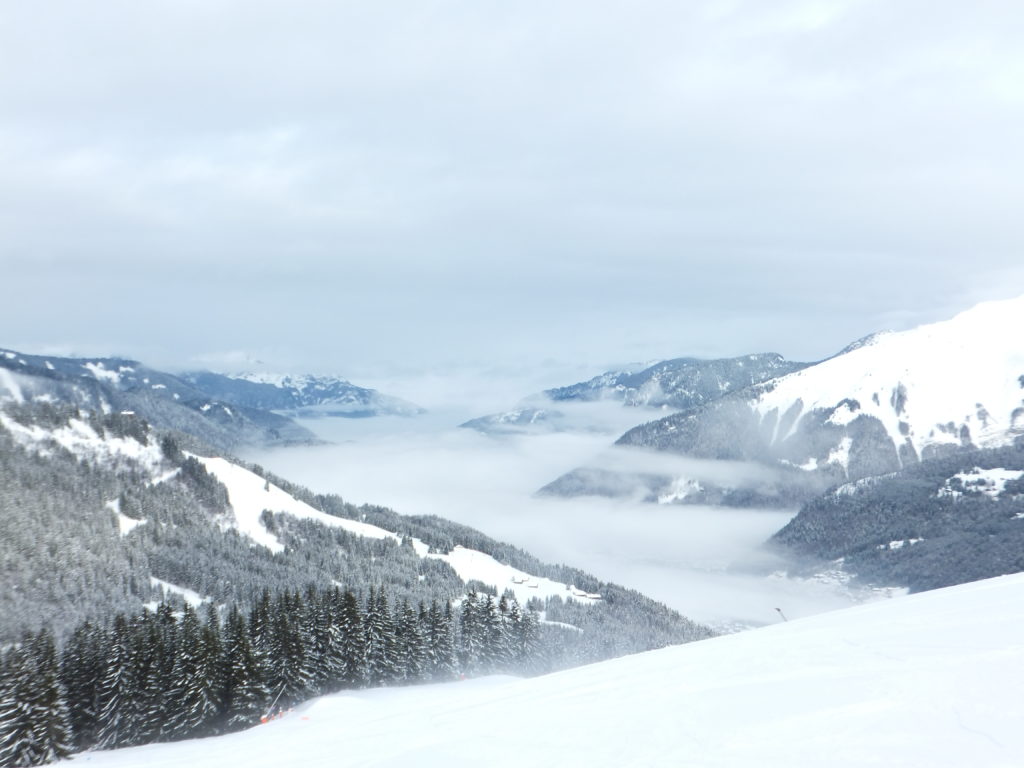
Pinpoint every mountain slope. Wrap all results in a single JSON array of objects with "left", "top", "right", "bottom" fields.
[
  {"left": 546, "top": 352, "right": 808, "bottom": 408},
  {"left": 462, "top": 352, "right": 806, "bottom": 434},
  {"left": 0, "top": 348, "right": 316, "bottom": 450},
  {"left": 182, "top": 371, "right": 424, "bottom": 418},
  {"left": 771, "top": 443, "right": 1024, "bottom": 591},
  {"left": 0, "top": 399, "right": 709, "bottom": 662},
  {"left": 611, "top": 296, "right": 1024, "bottom": 491},
  {"left": 78, "top": 572, "right": 1024, "bottom": 768}
]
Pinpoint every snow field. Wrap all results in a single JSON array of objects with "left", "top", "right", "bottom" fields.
[
  {"left": 196, "top": 456, "right": 596, "bottom": 606},
  {"left": 80, "top": 572, "right": 1024, "bottom": 767},
  {"left": 148, "top": 577, "right": 211, "bottom": 608},
  {"left": 755, "top": 294, "right": 1024, "bottom": 458},
  {"left": 427, "top": 545, "right": 601, "bottom": 606},
  {"left": 195, "top": 455, "right": 404, "bottom": 554}
]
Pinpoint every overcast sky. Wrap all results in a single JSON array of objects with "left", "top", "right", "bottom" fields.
[{"left": 2, "top": 0, "right": 1023, "bottom": 381}]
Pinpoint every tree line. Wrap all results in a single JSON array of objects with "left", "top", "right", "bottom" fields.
[{"left": 0, "top": 584, "right": 544, "bottom": 767}]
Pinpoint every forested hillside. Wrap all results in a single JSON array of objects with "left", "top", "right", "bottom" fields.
[
  {"left": 0, "top": 349, "right": 315, "bottom": 451},
  {"left": 772, "top": 444, "right": 1024, "bottom": 591},
  {"left": 0, "top": 396, "right": 712, "bottom": 764}
]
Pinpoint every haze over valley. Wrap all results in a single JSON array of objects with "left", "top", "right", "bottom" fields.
[{"left": 4, "top": 1, "right": 1024, "bottom": 764}]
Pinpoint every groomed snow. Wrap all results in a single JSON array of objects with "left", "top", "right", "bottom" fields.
[{"left": 81, "top": 572, "right": 1024, "bottom": 767}]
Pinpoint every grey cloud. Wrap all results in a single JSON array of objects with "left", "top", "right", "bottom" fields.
[{"left": 1, "top": 1, "right": 1022, "bottom": 372}]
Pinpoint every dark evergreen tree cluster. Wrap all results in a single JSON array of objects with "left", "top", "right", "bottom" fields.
[
  {"left": 0, "top": 584, "right": 549, "bottom": 766},
  {"left": 0, "top": 631, "right": 73, "bottom": 767},
  {"left": 772, "top": 444, "right": 1024, "bottom": 591}
]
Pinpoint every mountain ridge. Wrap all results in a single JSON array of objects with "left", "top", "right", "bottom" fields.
[{"left": 548, "top": 296, "right": 1024, "bottom": 505}]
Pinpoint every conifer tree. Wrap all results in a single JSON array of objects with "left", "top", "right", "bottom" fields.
[
  {"left": 319, "top": 588, "right": 348, "bottom": 693},
  {"left": 394, "top": 600, "right": 425, "bottom": 683},
  {"left": 337, "top": 590, "right": 366, "bottom": 688},
  {"left": 145, "top": 602, "right": 180, "bottom": 742},
  {"left": 249, "top": 589, "right": 273, "bottom": 662},
  {"left": 270, "top": 592, "right": 310, "bottom": 706},
  {"left": 96, "top": 614, "right": 140, "bottom": 749},
  {"left": 223, "top": 605, "right": 269, "bottom": 731},
  {"left": 131, "top": 612, "right": 164, "bottom": 744},
  {"left": 195, "top": 603, "right": 226, "bottom": 732},
  {"left": 26, "top": 630, "right": 73, "bottom": 764},
  {"left": 0, "top": 644, "right": 41, "bottom": 768},
  {"left": 427, "top": 601, "right": 457, "bottom": 681},
  {"left": 60, "top": 620, "right": 104, "bottom": 749},
  {"left": 459, "top": 591, "right": 484, "bottom": 675},
  {"left": 301, "top": 588, "right": 331, "bottom": 695},
  {"left": 481, "top": 595, "right": 508, "bottom": 673},
  {"left": 365, "top": 587, "right": 397, "bottom": 686},
  {"left": 166, "top": 603, "right": 211, "bottom": 739}
]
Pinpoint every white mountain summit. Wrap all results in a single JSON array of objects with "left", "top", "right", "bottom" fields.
[{"left": 620, "top": 295, "right": 1024, "bottom": 481}]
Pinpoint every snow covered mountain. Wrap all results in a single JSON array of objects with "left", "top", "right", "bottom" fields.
[
  {"left": 546, "top": 352, "right": 807, "bottom": 408},
  {"left": 459, "top": 407, "right": 568, "bottom": 434},
  {"left": 0, "top": 348, "right": 316, "bottom": 451},
  {"left": 77, "top": 572, "right": 1024, "bottom": 768},
  {"left": 182, "top": 371, "right": 424, "bottom": 418},
  {"left": 462, "top": 352, "right": 805, "bottom": 434},
  {"left": 621, "top": 297, "right": 1024, "bottom": 477}
]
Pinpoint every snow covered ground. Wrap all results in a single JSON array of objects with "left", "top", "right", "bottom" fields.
[
  {"left": 81, "top": 572, "right": 1024, "bottom": 767},
  {"left": 755, "top": 294, "right": 1024, "bottom": 457},
  {"left": 196, "top": 454, "right": 597, "bottom": 606}
]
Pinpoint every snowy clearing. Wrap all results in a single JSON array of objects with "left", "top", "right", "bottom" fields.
[
  {"left": 427, "top": 545, "right": 600, "bottom": 606},
  {"left": 81, "top": 572, "right": 1024, "bottom": 767},
  {"left": 196, "top": 456, "right": 584, "bottom": 601},
  {"left": 148, "top": 578, "right": 211, "bottom": 608},
  {"left": 194, "top": 455, "right": 402, "bottom": 554},
  {"left": 938, "top": 466, "right": 1024, "bottom": 499}
]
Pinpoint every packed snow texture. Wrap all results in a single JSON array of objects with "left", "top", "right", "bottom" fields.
[
  {"left": 755, "top": 295, "right": 1024, "bottom": 456},
  {"left": 81, "top": 572, "right": 1024, "bottom": 767}
]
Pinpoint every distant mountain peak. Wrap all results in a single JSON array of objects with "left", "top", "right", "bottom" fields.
[
  {"left": 542, "top": 352, "right": 808, "bottom": 410},
  {"left": 613, "top": 294, "right": 1024, "bottom": 493},
  {"left": 182, "top": 370, "right": 425, "bottom": 418}
]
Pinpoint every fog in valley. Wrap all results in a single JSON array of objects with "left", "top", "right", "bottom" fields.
[{"left": 243, "top": 370, "right": 889, "bottom": 630}]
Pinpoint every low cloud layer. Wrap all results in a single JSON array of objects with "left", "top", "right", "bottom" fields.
[{"left": 243, "top": 396, "right": 876, "bottom": 628}]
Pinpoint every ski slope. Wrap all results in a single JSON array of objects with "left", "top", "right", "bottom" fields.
[{"left": 81, "top": 573, "right": 1024, "bottom": 767}]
